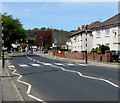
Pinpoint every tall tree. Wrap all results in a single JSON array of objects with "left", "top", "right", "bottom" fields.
[{"left": 2, "top": 13, "right": 26, "bottom": 50}]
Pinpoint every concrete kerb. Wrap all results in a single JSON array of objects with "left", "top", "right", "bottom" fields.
[
  {"left": 34, "top": 51, "right": 119, "bottom": 69},
  {"left": 1, "top": 54, "right": 25, "bottom": 101}
]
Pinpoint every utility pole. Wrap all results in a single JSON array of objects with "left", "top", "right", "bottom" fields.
[
  {"left": 1, "top": 21, "right": 5, "bottom": 68},
  {"left": 85, "top": 25, "right": 88, "bottom": 64}
]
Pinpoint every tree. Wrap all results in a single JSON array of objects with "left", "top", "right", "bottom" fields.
[
  {"left": 99, "top": 44, "right": 110, "bottom": 54},
  {"left": 34, "top": 31, "right": 52, "bottom": 48},
  {"left": 2, "top": 13, "right": 26, "bottom": 50}
]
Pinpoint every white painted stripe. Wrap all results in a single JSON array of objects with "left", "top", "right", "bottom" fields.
[
  {"left": 37, "top": 61, "right": 40, "bottom": 63},
  {"left": 54, "top": 63, "right": 65, "bottom": 66},
  {"left": 57, "top": 66, "right": 119, "bottom": 88},
  {"left": 19, "top": 64, "right": 29, "bottom": 67},
  {"left": 30, "top": 64, "right": 41, "bottom": 67},
  {"left": 41, "top": 62, "right": 53, "bottom": 66},
  {"left": 66, "top": 63, "right": 75, "bottom": 66},
  {"left": 10, "top": 67, "right": 44, "bottom": 101},
  {"left": 28, "top": 94, "right": 44, "bottom": 102},
  {"left": 78, "top": 64, "right": 87, "bottom": 66},
  {"left": 8, "top": 65, "right": 15, "bottom": 68}
]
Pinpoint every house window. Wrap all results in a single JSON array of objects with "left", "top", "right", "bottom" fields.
[
  {"left": 105, "top": 29, "right": 110, "bottom": 37},
  {"left": 97, "top": 44, "right": 100, "bottom": 46},
  {"left": 112, "top": 30, "right": 117, "bottom": 37},
  {"left": 96, "top": 30, "right": 101, "bottom": 37},
  {"left": 105, "top": 43, "right": 109, "bottom": 46}
]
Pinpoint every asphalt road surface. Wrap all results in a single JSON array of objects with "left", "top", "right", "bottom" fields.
[{"left": 7, "top": 53, "right": 119, "bottom": 102}]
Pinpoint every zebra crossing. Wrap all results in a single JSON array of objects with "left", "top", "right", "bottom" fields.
[{"left": 17, "top": 62, "right": 87, "bottom": 68}]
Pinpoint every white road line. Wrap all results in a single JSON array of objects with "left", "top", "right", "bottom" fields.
[
  {"left": 57, "top": 66, "right": 119, "bottom": 88},
  {"left": 66, "top": 63, "right": 75, "bottom": 66},
  {"left": 41, "top": 62, "right": 53, "bottom": 66},
  {"left": 54, "top": 63, "right": 65, "bottom": 66},
  {"left": 5, "top": 64, "right": 24, "bottom": 101},
  {"left": 77, "top": 64, "right": 87, "bottom": 66},
  {"left": 8, "top": 65, "right": 15, "bottom": 68},
  {"left": 26, "top": 55, "right": 119, "bottom": 88},
  {"left": 30, "top": 64, "right": 41, "bottom": 67},
  {"left": 33, "top": 59, "right": 36, "bottom": 61},
  {"left": 19, "top": 64, "right": 29, "bottom": 67},
  {"left": 37, "top": 61, "right": 40, "bottom": 63},
  {"left": 9, "top": 66, "right": 44, "bottom": 102}
]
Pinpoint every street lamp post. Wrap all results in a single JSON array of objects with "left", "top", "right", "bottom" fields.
[{"left": 41, "top": 37, "right": 43, "bottom": 51}]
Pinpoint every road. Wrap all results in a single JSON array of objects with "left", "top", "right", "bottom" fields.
[{"left": 7, "top": 53, "right": 119, "bottom": 102}]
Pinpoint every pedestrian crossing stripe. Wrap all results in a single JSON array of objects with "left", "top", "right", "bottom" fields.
[
  {"left": 77, "top": 64, "right": 87, "bottom": 66},
  {"left": 19, "top": 64, "right": 29, "bottom": 67},
  {"left": 66, "top": 63, "right": 75, "bottom": 66},
  {"left": 8, "top": 65, "right": 15, "bottom": 68},
  {"left": 30, "top": 64, "right": 41, "bottom": 66},
  {"left": 41, "top": 62, "right": 53, "bottom": 65},
  {"left": 54, "top": 63, "right": 64, "bottom": 65},
  {"left": 18, "top": 62, "right": 87, "bottom": 68}
]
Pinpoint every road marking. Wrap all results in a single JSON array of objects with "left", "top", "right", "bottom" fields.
[
  {"left": 66, "top": 63, "right": 75, "bottom": 66},
  {"left": 57, "top": 66, "right": 119, "bottom": 88},
  {"left": 19, "top": 64, "right": 29, "bottom": 67},
  {"left": 30, "top": 64, "right": 41, "bottom": 67},
  {"left": 5, "top": 64, "right": 25, "bottom": 101},
  {"left": 33, "top": 59, "right": 36, "bottom": 61},
  {"left": 41, "top": 62, "right": 53, "bottom": 66},
  {"left": 77, "top": 64, "right": 87, "bottom": 66},
  {"left": 37, "top": 61, "right": 40, "bottom": 63},
  {"left": 54, "top": 63, "right": 65, "bottom": 66},
  {"left": 8, "top": 65, "right": 15, "bottom": 68},
  {"left": 9, "top": 66, "right": 45, "bottom": 102},
  {"left": 26, "top": 55, "right": 119, "bottom": 88}
]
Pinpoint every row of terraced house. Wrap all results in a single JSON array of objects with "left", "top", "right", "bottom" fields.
[{"left": 66, "top": 13, "right": 120, "bottom": 52}]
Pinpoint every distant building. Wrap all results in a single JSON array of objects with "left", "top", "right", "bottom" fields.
[{"left": 52, "top": 30, "right": 71, "bottom": 49}]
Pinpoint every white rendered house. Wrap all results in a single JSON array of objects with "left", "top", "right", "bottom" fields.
[
  {"left": 70, "top": 28, "right": 93, "bottom": 52},
  {"left": 91, "top": 13, "right": 120, "bottom": 51},
  {"left": 69, "top": 13, "right": 120, "bottom": 52}
]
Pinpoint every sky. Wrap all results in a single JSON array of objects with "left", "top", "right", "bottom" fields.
[{"left": 1, "top": 2, "right": 119, "bottom": 31}]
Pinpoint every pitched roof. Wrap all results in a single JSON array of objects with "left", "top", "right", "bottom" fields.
[
  {"left": 91, "top": 13, "right": 120, "bottom": 30},
  {"left": 70, "top": 21, "right": 99, "bottom": 37}
]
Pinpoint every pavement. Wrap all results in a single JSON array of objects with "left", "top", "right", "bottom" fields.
[
  {"left": 34, "top": 51, "right": 119, "bottom": 69},
  {"left": 0, "top": 59, "right": 24, "bottom": 102}
]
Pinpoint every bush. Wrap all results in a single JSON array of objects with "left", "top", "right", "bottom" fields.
[{"left": 91, "top": 44, "right": 110, "bottom": 54}]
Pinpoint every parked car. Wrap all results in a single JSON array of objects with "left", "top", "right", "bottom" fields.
[
  {"left": 29, "top": 50, "right": 33, "bottom": 53},
  {"left": 111, "top": 51, "right": 120, "bottom": 62},
  {"left": 44, "top": 50, "right": 48, "bottom": 54}
]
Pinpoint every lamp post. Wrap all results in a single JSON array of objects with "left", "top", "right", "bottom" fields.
[{"left": 41, "top": 37, "right": 43, "bottom": 51}]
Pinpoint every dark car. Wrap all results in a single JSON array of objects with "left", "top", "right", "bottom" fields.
[
  {"left": 29, "top": 50, "right": 33, "bottom": 53},
  {"left": 112, "top": 51, "right": 120, "bottom": 62},
  {"left": 44, "top": 50, "right": 48, "bottom": 54}
]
